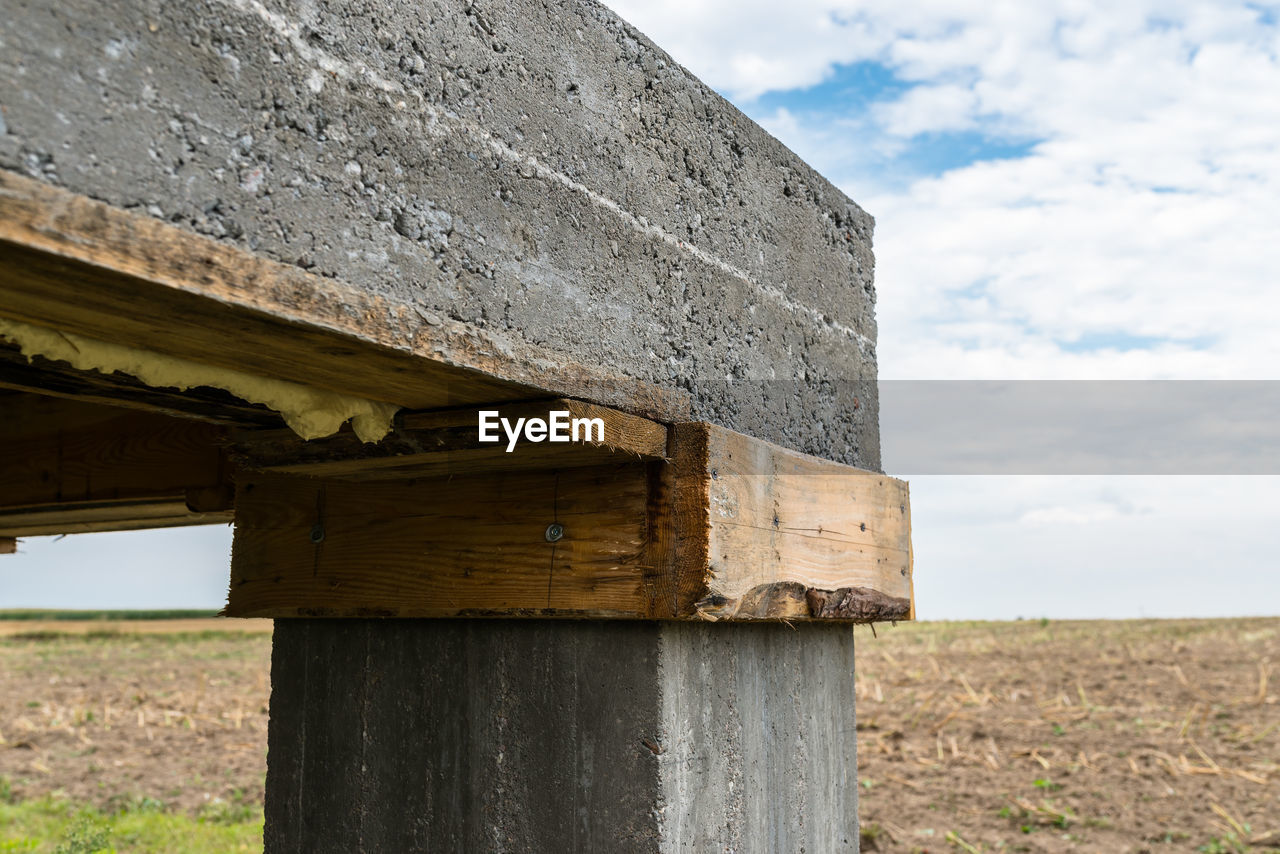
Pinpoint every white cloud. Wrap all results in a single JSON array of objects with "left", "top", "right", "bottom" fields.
[
  {"left": 605, "top": 1, "right": 885, "bottom": 99},
  {"left": 605, "top": 0, "right": 1280, "bottom": 380},
  {"left": 873, "top": 83, "right": 977, "bottom": 136}
]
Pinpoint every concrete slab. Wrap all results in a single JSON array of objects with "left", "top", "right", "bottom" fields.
[{"left": 0, "top": 0, "right": 878, "bottom": 466}]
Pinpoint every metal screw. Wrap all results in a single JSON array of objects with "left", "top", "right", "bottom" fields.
[
  {"left": 309, "top": 523, "right": 325, "bottom": 544},
  {"left": 545, "top": 523, "right": 565, "bottom": 543}
]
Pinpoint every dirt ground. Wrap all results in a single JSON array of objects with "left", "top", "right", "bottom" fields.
[
  {"left": 0, "top": 624, "right": 271, "bottom": 817},
  {"left": 0, "top": 619, "right": 273, "bottom": 637},
  {"left": 856, "top": 618, "right": 1280, "bottom": 853},
  {"left": 1, "top": 618, "right": 1276, "bottom": 852}
]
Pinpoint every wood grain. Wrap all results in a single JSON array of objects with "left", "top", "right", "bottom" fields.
[
  {"left": 0, "top": 499, "right": 232, "bottom": 536},
  {"left": 228, "top": 465, "right": 656, "bottom": 618},
  {"left": 679, "top": 423, "right": 913, "bottom": 621},
  {"left": 0, "top": 178, "right": 912, "bottom": 619},
  {"left": 0, "top": 393, "right": 233, "bottom": 536}
]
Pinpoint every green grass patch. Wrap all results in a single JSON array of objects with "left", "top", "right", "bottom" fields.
[{"left": 0, "top": 797, "right": 261, "bottom": 853}]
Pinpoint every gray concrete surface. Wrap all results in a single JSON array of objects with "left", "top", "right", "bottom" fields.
[
  {"left": 0, "top": 0, "right": 879, "bottom": 467},
  {"left": 267, "top": 620, "right": 858, "bottom": 853}
]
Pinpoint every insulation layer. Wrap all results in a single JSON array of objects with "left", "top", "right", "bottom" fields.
[{"left": 0, "top": 317, "right": 398, "bottom": 442}]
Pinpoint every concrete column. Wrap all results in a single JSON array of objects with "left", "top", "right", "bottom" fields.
[{"left": 265, "top": 620, "right": 858, "bottom": 852}]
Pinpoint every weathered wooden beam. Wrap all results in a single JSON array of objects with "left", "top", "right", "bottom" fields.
[
  {"left": 680, "top": 423, "right": 913, "bottom": 622},
  {"left": 0, "top": 537, "right": 16, "bottom": 555},
  {"left": 0, "top": 394, "right": 234, "bottom": 536},
  {"left": 0, "top": 171, "right": 688, "bottom": 421},
  {"left": 229, "top": 399, "right": 668, "bottom": 480},
  {"left": 226, "top": 418, "right": 912, "bottom": 622}
]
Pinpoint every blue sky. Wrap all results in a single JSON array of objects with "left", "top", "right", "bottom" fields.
[
  {"left": 752, "top": 62, "right": 1042, "bottom": 182},
  {"left": 4, "top": 1, "right": 1280, "bottom": 617}
]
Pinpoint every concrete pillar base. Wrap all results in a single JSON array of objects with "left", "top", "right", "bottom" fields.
[{"left": 265, "top": 620, "right": 858, "bottom": 852}]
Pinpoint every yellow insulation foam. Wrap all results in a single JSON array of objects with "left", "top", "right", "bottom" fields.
[{"left": 0, "top": 317, "right": 398, "bottom": 442}]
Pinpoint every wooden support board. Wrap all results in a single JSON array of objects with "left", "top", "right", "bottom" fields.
[
  {"left": 0, "top": 393, "right": 234, "bottom": 536},
  {"left": 227, "top": 411, "right": 912, "bottom": 622}
]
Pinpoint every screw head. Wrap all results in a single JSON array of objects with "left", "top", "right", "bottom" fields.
[
  {"left": 545, "top": 523, "right": 565, "bottom": 543},
  {"left": 309, "top": 524, "right": 325, "bottom": 544}
]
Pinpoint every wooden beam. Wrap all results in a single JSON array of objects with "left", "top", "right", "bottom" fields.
[
  {"left": 0, "top": 538, "right": 16, "bottom": 555},
  {"left": 226, "top": 417, "right": 912, "bottom": 622},
  {"left": 0, "top": 394, "right": 233, "bottom": 536},
  {"left": 0, "top": 500, "right": 232, "bottom": 536},
  {"left": 230, "top": 399, "right": 669, "bottom": 480},
  {"left": 681, "top": 423, "right": 913, "bottom": 622},
  {"left": 0, "top": 171, "right": 688, "bottom": 421},
  {"left": 228, "top": 464, "right": 658, "bottom": 618}
]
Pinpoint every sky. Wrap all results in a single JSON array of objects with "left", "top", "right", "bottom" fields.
[
  {"left": 599, "top": 0, "right": 1280, "bottom": 619},
  {"left": 4, "top": 0, "right": 1279, "bottom": 617}
]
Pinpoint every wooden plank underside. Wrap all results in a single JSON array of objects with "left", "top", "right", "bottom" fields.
[
  {"left": 0, "top": 500, "right": 233, "bottom": 536},
  {"left": 0, "top": 171, "right": 689, "bottom": 420},
  {"left": 230, "top": 399, "right": 669, "bottom": 480},
  {"left": 0, "top": 394, "right": 233, "bottom": 536},
  {"left": 226, "top": 419, "right": 913, "bottom": 622}
]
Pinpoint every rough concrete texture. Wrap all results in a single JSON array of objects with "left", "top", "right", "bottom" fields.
[
  {"left": 267, "top": 620, "right": 858, "bottom": 852},
  {"left": 0, "top": 0, "right": 879, "bottom": 467},
  {"left": 658, "top": 623, "right": 860, "bottom": 852}
]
